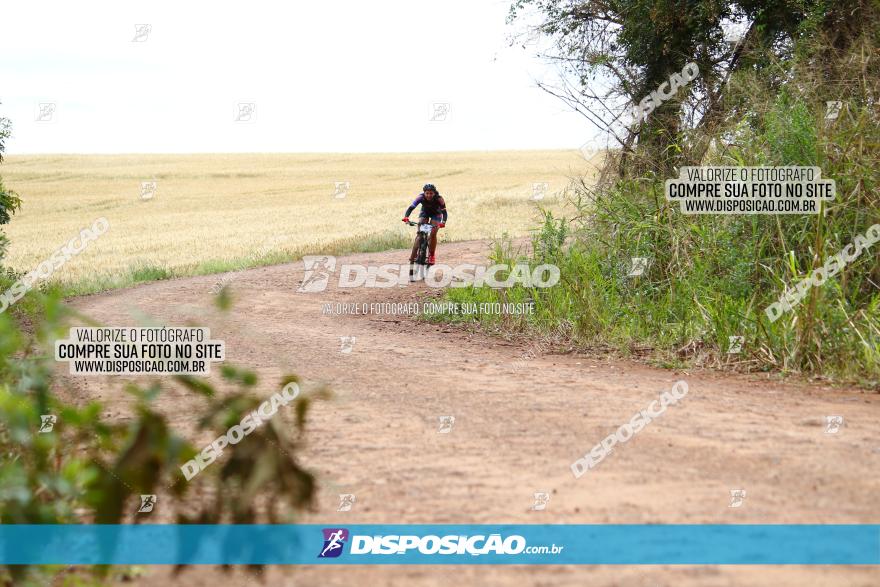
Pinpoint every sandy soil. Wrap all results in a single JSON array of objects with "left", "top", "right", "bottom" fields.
[{"left": 60, "top": 240, "right": 880, "bottom": 586}]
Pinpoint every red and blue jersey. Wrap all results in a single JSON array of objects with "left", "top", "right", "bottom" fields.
[{"left": 405, "top": 193, "right": 448, "bottom": 222}]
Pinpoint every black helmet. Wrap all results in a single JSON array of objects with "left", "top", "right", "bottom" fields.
[{"left": 423, "top": 183, "right": 438, "bottom": 193}]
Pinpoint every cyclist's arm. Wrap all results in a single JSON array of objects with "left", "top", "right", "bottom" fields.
[{"left": 404, "top": 195, "right": 423, "bottom": 218}]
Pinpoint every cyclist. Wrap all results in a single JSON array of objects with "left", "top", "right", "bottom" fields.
[{"left": 402, "top": 183, "right": 447, "bottom": 265}]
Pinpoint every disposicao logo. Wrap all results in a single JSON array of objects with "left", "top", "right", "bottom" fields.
[
  {"left": 316, "top": 530, "right": 562, "bottom": 559},
  {"left": 318, "top": 528, "right": 349, "bottom": 558}
]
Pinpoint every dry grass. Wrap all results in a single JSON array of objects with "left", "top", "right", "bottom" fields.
[{"left": 2, "top": 151, "right": 588, "bottom": 294}]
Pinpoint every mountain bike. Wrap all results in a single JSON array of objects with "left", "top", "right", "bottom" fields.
[
  {"left": 405, "top": 219, "right": 437, "bottom": 280},
  {"left": 406, "top": 220, "right": 434, "bottom": 263}
]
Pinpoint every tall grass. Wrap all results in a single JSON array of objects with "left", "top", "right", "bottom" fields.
[{"left": 438, "top": 30, "right": 880, "bottom": 384}]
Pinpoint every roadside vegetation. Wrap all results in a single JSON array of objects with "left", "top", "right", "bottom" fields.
[
  {"left": 443, "top": 0, "right": 880, "bottom": 385},
  {"left": 0, "top": 290, "right": 327, "bottom": 585},
  {"left": 0, "top": 115, "right": 326, "bottom": 586}
]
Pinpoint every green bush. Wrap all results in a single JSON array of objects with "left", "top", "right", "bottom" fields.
[
  {"left": 0, "top": 291, "right": 326, "bottom": 584},
  {"left": 0, "top": 112, "right": 22, "bottom": 267},
  {"left": 440, "top": 31, "right": 880, "bottom": 384}
]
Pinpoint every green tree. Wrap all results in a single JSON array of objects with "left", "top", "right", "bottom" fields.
[
  {"left": 0, "top": 106, "right": 22, "bottom": 265},
  {"left": 507, "top": 0, "right": 836, "bottom": 176}
]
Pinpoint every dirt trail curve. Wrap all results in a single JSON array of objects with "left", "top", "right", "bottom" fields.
[{"left": 62, "top": 240, "right": 879, "bottom": 587}]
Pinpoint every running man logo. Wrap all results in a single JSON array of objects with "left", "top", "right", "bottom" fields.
[
  {"left": 337, "top": 494, "right": 356, "bottom": 512},
  {"left": 339, "top": 336, "right": 356, "bottom": 354},
  {"left": 727, "top": 335, "right": 744, "bottom": 354},
  {"left": 132, "top": 24, "right": 152, "bottom": 42},
  {"left": 438, "top": 415, "right": 455, "bottom": 433},
  {"left": 825, "top": 415, "right": 844, "bottom": 434},
  {"left": 429, "top": 102, "right": 450, "bottom": 122},
  {"left": 628, "top": 257, "right": 649, "bottom": 277},
  {"left": 298, "top": 256, "right": 336, "bottom": 292},
  {"left": 140, "top": 180, "right": 158, "bottom": 201},
  {"left": 35, "top": 102, "right": 56, "bottom": 123},
  {"left": 318, "top": 528, "right": 349, "bottom": 558},
  {"left": 825, "top": 100, "right": 843, "bottom": 121},
  {"left": 39, "top": 415, "right": 57, "bottom": 433},
  {"left": 728, "top": 489, "right": 746, "bottom": 508},
  {"left": 234, "top": 102, "right": 257, "bottom": 123},
  {"left": 531, "top": 182, "right": 548, "bottom": 201},
  {"left": 333, "top": 181, "right": 350, "bottom": 199},
  {"left": 137, "top": 494, "right": 157, "bottom": 513},
  {"left": 531, "top": 492, "right": 550, "bottom": 511}
]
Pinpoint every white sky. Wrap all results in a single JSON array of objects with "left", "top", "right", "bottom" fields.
[{"left": 1, "top": 0, "right": 594, "bottom": 153}]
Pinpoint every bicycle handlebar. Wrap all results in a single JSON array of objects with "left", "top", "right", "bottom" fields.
[{"left": 404, "top": 219, "right": 443, "bottom": 227}]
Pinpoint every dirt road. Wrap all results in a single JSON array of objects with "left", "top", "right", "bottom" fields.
[{"left": 62, "top": 240, "right": 880, "bottom": 586}]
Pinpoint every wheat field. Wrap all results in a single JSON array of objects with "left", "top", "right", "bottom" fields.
[{"left": 2, "top": 151, "right": 589, "bottom": 293}]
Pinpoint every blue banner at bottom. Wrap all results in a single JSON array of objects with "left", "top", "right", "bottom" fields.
[{"left": 1, "top": 525, "right": 877, "bottom": 565}]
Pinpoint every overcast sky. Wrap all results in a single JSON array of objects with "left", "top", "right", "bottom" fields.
[{"left": 1, "top": 0, "right": 594, "bottom": 154}]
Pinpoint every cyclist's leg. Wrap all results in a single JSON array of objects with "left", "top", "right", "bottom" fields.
[{"left": 428, "top": 215, "right": 440, "bottom": 257}]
